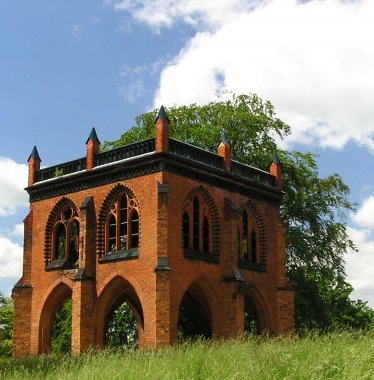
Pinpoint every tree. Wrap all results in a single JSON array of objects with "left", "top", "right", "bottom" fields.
[
  {"left": 104, "top": 93, "right": 373, "bottom": 330},
  {"left": 0, "top": 292, "right": 13, "bottom": 357},
  {"left": 105, "top": 302, "right": 138, "bottom": 348},
  {"left": 51, "top": 299, "right": 72, "bottom": 354}
]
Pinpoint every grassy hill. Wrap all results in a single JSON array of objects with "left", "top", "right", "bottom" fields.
[{"left": 1, "top": 330, "right": 374, "bottom": 379}]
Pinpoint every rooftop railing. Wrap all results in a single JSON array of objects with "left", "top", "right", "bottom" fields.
[
  {"left": 169, "top": 139, "right": 223, "bottom": 170},
  {"left": 35, "top": 157, "right": 86, "bottom": 183},
  {"left": 231, "top": 160, "right": 276, "bottom": 187},
  {"left": 33, "top": 137, "right": 276, "bottom": 188},
  {"left": 95, "top": 138, "right": 155, "bottom": 166}
]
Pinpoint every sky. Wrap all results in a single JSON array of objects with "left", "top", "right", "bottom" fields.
[{"left": 1, "top": 0, "right": 374, "bottom": 307}]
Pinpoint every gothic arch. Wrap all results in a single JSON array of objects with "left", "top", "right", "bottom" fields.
[
  {"left": 94, "top": 274, "right": 144, "bottom": 348},
  {"left": 176, "top": 275, "right": 223, "bottom": 339},
  {"left": 182, "top": 185, "right": 220, "bottom": 256},
  {"left": 241, "top": 284, "right": 271, "bottom": 334},
  {"left": 238, "top": 200, "right": 268, "bottom": 266},
  {"left": 96, "top": 183, "right": 140, "bottom": 256},
  {"left": 44, "top": 197, "right": 79, "bottom": 265},
  {"left": 38, "top": 281, "right": 72, "bottom": 353}
]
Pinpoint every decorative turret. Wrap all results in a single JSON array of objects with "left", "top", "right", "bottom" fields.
[
  {"left": 217, "top": 130, "right": 231, "bottom": 172},
  {"left": 86, "top": 127, "right": 100, "bottom": 171},
  {"left": 27, "top": 146, "right": 41, "bottom": 187},
  {"left": 155, "top": 105, "right": 169, "bottom": 153},
  {"left": 270, "top": 151, "right": 282, "bottom": 188}
]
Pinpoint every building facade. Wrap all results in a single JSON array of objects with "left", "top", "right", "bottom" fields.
[{"left": 12, "top": 107, "right": 294, "bottom": 356}]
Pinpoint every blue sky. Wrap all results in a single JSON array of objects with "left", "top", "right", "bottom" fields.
[{"left": 1, "top": 0, "right": 374, "bottom": 307}]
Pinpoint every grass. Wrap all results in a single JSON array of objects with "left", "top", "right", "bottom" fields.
[{"left": 1, "top": 330, "right": 374, "bottom": 379}]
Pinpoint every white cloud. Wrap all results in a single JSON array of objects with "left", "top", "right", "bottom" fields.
[
  {"left": 0, "top": 157, "right": 28, "bottom": 216},
  {"left": 111, "top": 0, "right": 374, "bottom": 152},
  {"left": 346, "top": 227, "right": 374, "bottom": 308},
  {"left": 11, "top": 224, "right": 24, "bottom": 237},
  {"left": 107, "top": 0, "right": 259, "bottom": 32},
  {"left": 0, "top": 236, "right": 22, "bottom": 278},
  {"left": 351, "top": 195, "right": 374, "bottom": 230}
]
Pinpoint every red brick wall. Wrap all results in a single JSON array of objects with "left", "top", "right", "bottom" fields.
[{"left": 13, "top": 165, "right": 294, "bottom": 356}]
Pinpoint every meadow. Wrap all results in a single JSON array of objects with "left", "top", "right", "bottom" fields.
[{"left": 1, "top": 330, "right": 373, "bottom": 380}]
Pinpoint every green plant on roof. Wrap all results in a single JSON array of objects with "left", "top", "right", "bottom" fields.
[{"left": 54, "top": 167, "right": 64, "bottom": 178}]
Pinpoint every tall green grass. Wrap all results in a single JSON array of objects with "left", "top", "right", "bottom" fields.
[{"left": 1, "top": 330, "right": 373, "bottom": 379}]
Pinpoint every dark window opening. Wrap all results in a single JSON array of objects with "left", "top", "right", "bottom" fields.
[
  {"left": 55, "top": 224, "right": 66, "bottom": 260},
  {"left": 108, "top": 214, "right": 117, "bottom": 252},
  {"left": 193, "top": 197, "right": 200, "bottom": 251},
  {"left": 251, "top": 230, "right": 257, "bottom": 262},
  {"left": 182, "top": 212, "right": 190, "bottom": 249},
  {"left": 130, "top": 210, "right": 139, "bottom": 248},
  {"left": 202, "top": 217, "right": 209, "bottom": 253},
  {"left": 68, "top": 221, "right": 79, "bottom": 267},
  {"left": 119, "top": 196, "right": 128, "bottom": 250},
  {"left": 242, "top": 210, "right": 248, "bottom": 260}
]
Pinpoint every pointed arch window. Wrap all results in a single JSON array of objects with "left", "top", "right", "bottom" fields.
[
  {"left": 182, "top": 212, "right": 190, "bottom": 249},
  {"left": 182, "top": 195, "right": 213, "bottom": 260},
  {"left": 49, "top": 206, "right": 80, "bottom": 269},
  {"left": 105, "top": 193, "right": 139, "bottom": 253},
  {"left": 239, "top": 210, "right": 258, "bottom": 264}
]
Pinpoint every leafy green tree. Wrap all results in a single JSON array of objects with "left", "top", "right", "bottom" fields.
[
  {"left": 104, "top": 93, "right": 373, "bottom": 330},
  {"left": 51, "top": 298, "right": 72, "bottom": 354},
  {"left": 105, "top": 302, "right": 138, "bottom": 348},
  {"left": 0, "top": 292, "right": 13, "bottom": 357}
]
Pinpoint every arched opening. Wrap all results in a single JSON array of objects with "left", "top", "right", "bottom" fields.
[
  {"left": 51, "top": 298, "right": 72, "bottom": 354},
  {"left": 242, "top": 289, "right": 270, "bottom": 335},
  {"left": 178, "top": 283, "right": 213, "bottom": 342},
  {"left": 39, "top": 283, "right": 72, "bottom": 354},
  {"left": 96, "top": 277, "right": 144, "bottom": 349},
  {"left": 105, "top": 299, "right": 138, "bottom": 349},
  {"left": 244, "top": 296, "right": 260, "bottom": 335}
]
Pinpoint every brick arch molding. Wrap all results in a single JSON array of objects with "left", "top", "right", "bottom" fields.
[
  {"left": 96, "top": 183, "right": 140, "bottom": 256},
  {"left": 182, "top": 185, "right": 220, "bottom": 257},
  {"left": 238, "top": 200, "right": 268, "bottom": 267},
  {"left": 44, "top": 196, "right": 79, "bottom": 265}
]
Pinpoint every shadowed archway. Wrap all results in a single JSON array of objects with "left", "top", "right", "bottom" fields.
[
  {"left": 39, "top": 282, "right": 72, "bottom": 354},
  {"left": 95, "top": 276, "right": 144, "bottom": 348}
]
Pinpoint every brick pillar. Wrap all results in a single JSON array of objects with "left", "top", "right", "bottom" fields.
[
  {"left": 154, "top": 181, "right": 173, "bottom": 346},
  {"left": 221, "top": 198, "right": 244, "bottom": 337},
  {"left": 274, "top": 210, "right": 295, "bottom": 333},
  {"left": 217, "top": 131, "right": 231, "bottom": 172},
  {"left": 155, "top": 106, "right": 169, "bottom": 153},
  {"left": 12, "top": 285, "right": 33, "bottom": 357},
  {"left": 86, "top": 128, "right": 100, "bottom": 171},
  {"left": 12, "top": 209, "right": 34, "bottom": 357},
  {"left": 71, "top": 196, "right": 96, "bottom": 354},
  {"left": 270, "top": 151, "right": 282, "bottom": 188},
  {"left": 27, "top": 146, "right": 41, "bottom": 187}
]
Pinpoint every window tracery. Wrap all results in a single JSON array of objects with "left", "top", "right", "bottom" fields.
[
  {"left": 51, "top": 206, "right": 80, "bottom": 268},
  {"left": 105, "top": 193, "right": 139, "bottom": 253},
  {"left": 239, "top": 210, "right": 258, "bottom": 263},
  {"left": 182, "top": 195, "right": 212, "bottom": 255}
]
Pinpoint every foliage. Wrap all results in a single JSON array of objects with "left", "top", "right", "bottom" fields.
[
  {"left": 105, "top": 302, "right": 138, "bottom": 348},
  {"left": 51, "top": 299, "right": 72, "bottom": 354},
  {"left": 104, "top": 93, "right": 373, "bottom": 330},
  {"left": 0, "top": 292, "right": 13, "bottom": 357},
  {"left": 1, "top": 331, "right": 374, "bottom": 379},
  {"left": 53, "top": 167, "right": 64, "bottom": 178}
]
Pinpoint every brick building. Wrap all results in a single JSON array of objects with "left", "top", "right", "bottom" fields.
[{"left": 12, "top": 107, "right": 294, "bottom": 356}]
